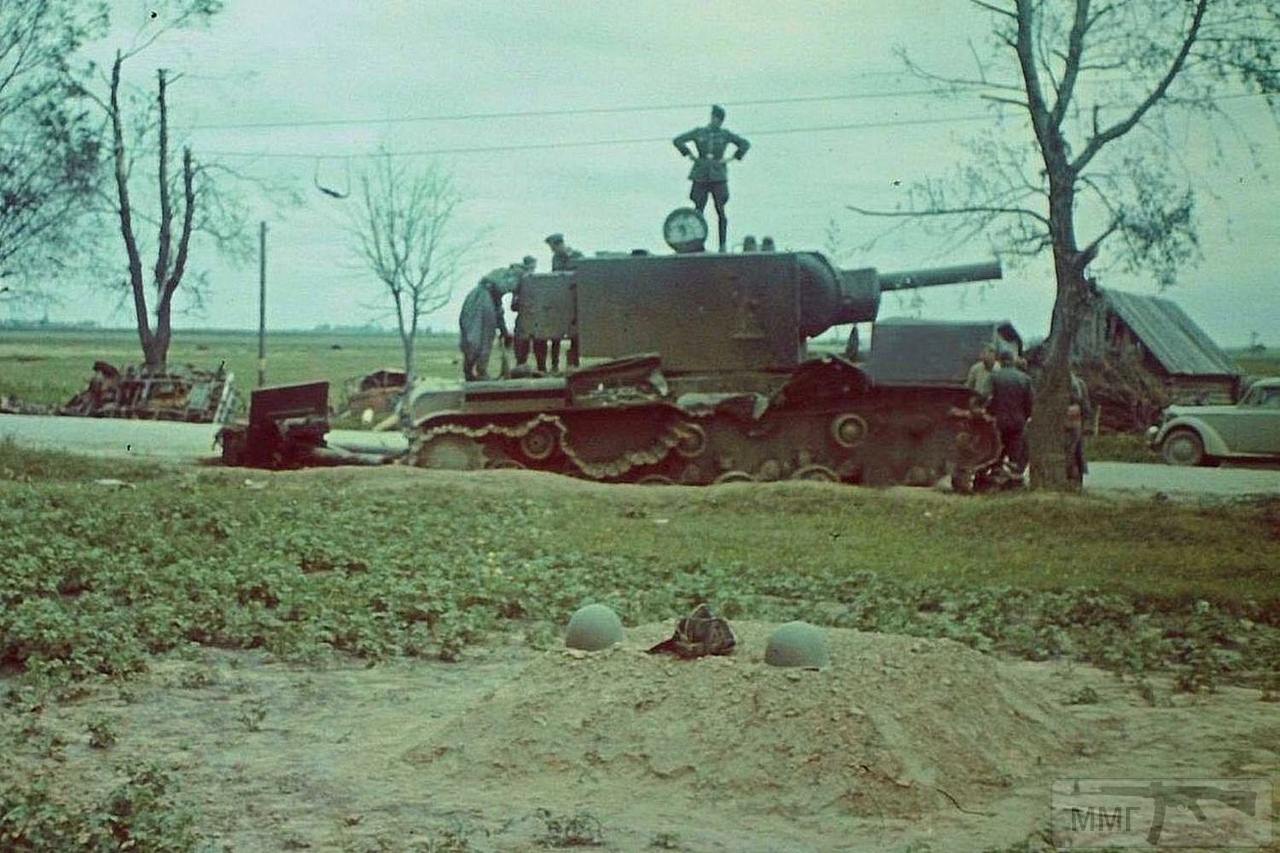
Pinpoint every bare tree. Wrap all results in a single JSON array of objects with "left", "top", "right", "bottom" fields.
[
  {"left": 75, "top": 1, "right": 250, "bottom": 368},
  {"left": 849, "top": 0, "right": 1278, "bottom": 490},
  {"left": 350, "top": 153, "right": 471, "bottom": 420},
  {"left": 0, "top": 1, "right": 106, "bottom": 290}
]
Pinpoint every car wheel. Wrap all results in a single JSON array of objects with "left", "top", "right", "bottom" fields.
[{"left": 1161, "top": 429, "right": 1205, "bottom": 466}]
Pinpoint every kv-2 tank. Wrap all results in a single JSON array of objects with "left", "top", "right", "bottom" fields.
[{"left": 408, "top": 213, "right": 1004, "bottom": 486}]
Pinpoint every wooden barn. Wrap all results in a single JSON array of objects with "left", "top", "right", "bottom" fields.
[{"left": 1074, "top": 289, "right": 1241, "bottom": 404}]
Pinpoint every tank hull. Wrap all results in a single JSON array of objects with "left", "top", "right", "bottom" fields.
[{"left": 408, "top": 357, "right": 999, "bottom": 486}]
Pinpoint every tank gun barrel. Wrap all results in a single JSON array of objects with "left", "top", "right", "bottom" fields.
[
  {"left": 878, "top": 260, "right": 1003, "bottom": 292},
  {"left": 819, "top": 257, "right": 1003, "bottom": 330}
]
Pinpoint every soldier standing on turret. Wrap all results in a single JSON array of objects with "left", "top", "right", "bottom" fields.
[{"left": 673, "top": 105, "right": 750, "bottom": 253}]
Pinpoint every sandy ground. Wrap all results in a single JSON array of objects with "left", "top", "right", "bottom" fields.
[{"left": 4, "top": 623, "right": 1276, "bottom": 852}]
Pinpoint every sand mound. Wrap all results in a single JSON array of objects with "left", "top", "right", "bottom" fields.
[{"left": 405, "top": 623, "right": 1083, "bottom": 820}]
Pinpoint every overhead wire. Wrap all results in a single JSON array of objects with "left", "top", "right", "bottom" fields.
[
  {"left": 193, "top": 90, "right": 1272, "bottom": 162},
  {"left": 184, "top": 88, "right": 964, "bottom": 131},
  {"left": 199, "top": 113, "right": 998, "bottom": 160}
]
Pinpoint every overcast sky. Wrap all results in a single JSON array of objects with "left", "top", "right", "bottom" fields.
[{"left": 50, "top": 1, "right": 1280, "bottom": 346}]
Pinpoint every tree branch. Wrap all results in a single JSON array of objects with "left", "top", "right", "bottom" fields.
[
  {"left": 1049, "top": 0, "right": 1091, "bottom": 127},
  {"left": 108, "top": 50, "right": 149, "bottom": 344},
  {"left": 1071, "top": 0, "right": 1208, "bottom": 173},
  {"left": 1014, "top": 0, "right": 1060, "bottom": 168},
  {"left": 154, "top": 68, "right": 173, "bottom": 296},
  {"left": 971, "top": 0, "right": 1016, "bottom": 19},
  {"left": 163, "top": 147, "right": 195, "bottom": 302},
  {"left": 847, "top": 203, "right": 1049, "bottom": 227}
]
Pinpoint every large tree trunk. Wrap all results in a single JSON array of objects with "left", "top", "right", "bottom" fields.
[{"left": 1028, "top": 182, "right": 1092, "bottom": 491}]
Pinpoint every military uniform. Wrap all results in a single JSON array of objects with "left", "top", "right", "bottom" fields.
[
  {"left": 459, "top": 265, "right": 522, "bottom": 381},
  {"left": 541, "top": 235, "right": 584, "bottom": 371},
  {"left": 965, "top": 360, "right": 997, "bottom": 399},
  {"left": 988, "top": 362, "right": 1034, "bottom": 473},
  {"left": 673, "top": 118, "right": 749, "bottom": 252},
  {"left": 1066, "top": 372, "right": 1092, "bottom": 486}
]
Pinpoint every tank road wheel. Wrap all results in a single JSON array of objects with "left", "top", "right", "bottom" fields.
[
  {"left": 830, "top": 413, "right": 868, "bottom": 448},
  {"left": 673, "top": 422, "right": 708, "bottom": 459},
  {"left": 484, "top": 455, "right": 526, "bottom": 470},
  {"left": 712, "top": 470, "right": 755, "bottom": 485},
  {"left": 678, "top": 462, "right": 711, "bottom": 485},
  {"left": 416, "top": 434, "right": 484, "bottom": 470},
  {"left": 756, "top": 459, "right": 783, "bottom": 482},
  {"left": 636, "top": 474, "right": 677, "bottom": 486},
  {"left": 518, "top": 423, "right": 560, "bottom": 462},
  {"left": 791, "top": 464, "right": 839, "bottom": 482}
]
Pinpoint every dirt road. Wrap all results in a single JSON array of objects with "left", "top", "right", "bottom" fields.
[
  {"left": 0, "top": 413, "right": 405, "bottom": 461},
  {"left": 2, "top": 414, "right": 1278, "bottom": 497}
]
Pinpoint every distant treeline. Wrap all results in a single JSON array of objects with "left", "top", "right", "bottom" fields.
[{"left": 0, "top": 320, "right": 100, "bottom": 330}]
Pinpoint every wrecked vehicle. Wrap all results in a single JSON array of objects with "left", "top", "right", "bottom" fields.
[
  {"left": 217, "top": 381, "right": 394, "bottom": 469},
  {"left": 341, "top": 368, "right": 408, "bottom": 424},
  {"left": 403, "top": 210, "right": 1005, "bottom": 487},
  {"left": 58, "top": 361, "right": 237, "bottom": 423}
]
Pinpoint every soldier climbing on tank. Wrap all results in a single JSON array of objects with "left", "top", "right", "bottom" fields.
[
  {"left": 459, "top": 257, "right": 533, "bottom": 381},
  {"left": 544, "top": 233, "right": 584, "bottom": 371},
  {"left": 672, "top": 105, "right": 750, "bottom": 253}
]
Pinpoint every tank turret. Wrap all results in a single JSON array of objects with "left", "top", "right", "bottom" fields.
[{"left": 517, "top": 252, "right": 1001, "bottom": 373}]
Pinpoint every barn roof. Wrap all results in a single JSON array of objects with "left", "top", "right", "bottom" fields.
[{"left": 1103, "top": 289, "right": 1238, "bottom": 377}]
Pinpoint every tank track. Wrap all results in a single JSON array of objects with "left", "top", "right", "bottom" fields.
[{"left": 408, "top": 399, "right": 998, "bottom": 487}]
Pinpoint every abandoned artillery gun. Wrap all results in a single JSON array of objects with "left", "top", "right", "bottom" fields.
[{"left": 406, "top": 210, "right": 1004, "bottom": 486}]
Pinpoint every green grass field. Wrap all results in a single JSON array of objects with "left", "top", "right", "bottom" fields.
[
  {"left": 0, "top": 328, "right": 462, "bottom": 415},
  {"left": 2, "top": 442, "right": 1277, "bottom": 685}
]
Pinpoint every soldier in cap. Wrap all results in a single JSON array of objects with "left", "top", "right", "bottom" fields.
[
  {"left": 459, "top": 257, "right": 534, "bottom": 381},
  {"left": 673, "top": 105, "right": 750, "bottom": 253},
  {"left": 543, "top": 233, "right": 584, "bottom": 371}
]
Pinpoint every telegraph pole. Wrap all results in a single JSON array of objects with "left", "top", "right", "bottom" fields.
[{"left": 257, "top": 221, "right": 267, "bottom": 387}]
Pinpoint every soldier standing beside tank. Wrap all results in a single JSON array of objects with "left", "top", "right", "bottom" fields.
[
  {"left": 459, "top": 257, "right": 534, "bottom": 381},
  {"left": 544, "top": 233, "right": 583, "bottom": 371},
  {"left": 672, "top": 105, "right": 750, "bottom": 253},
  {"left": 987, "top": 350, "right": 1034, "bottom": 474},
  {"left": 511, "top": 256, "right": 539, "bottom": 372},
  {"left": 1066, "top": 370, "right": 1092, "bottom": 488}
]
